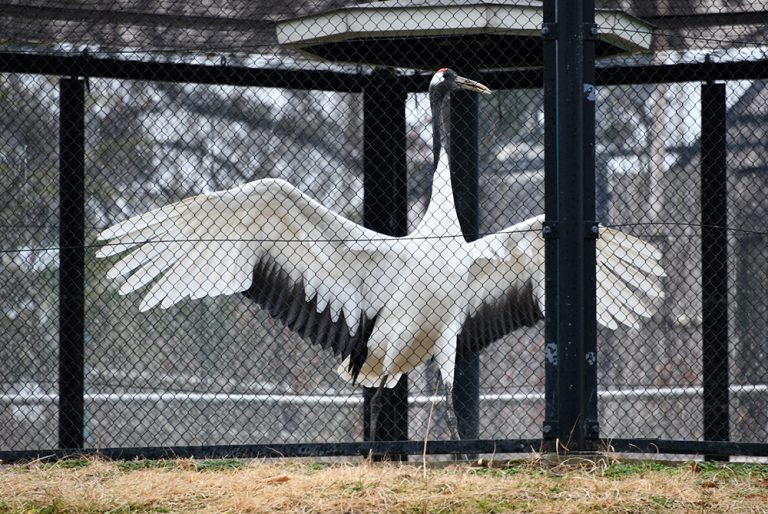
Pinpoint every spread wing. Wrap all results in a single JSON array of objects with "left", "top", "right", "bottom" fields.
[
  {"left": 460, "top": 214, "right": 666, "bottom": 353},
  {"left": 96, "top": 178, "right": 402, "bottom": 367},
  {"left": 459, "top": 216, "right": 545, "bottom": 354}
]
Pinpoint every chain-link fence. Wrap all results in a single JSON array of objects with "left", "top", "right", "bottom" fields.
[{"left": 1, "top": 0, "right": 767, "bottom": 460}]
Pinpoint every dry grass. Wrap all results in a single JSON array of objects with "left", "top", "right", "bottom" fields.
[{"left": 2, "top": 454, "right": 768, "bottom": 513}]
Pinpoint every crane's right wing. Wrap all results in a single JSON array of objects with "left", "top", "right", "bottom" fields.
[
  {"left": 460, "top": 214, "right": 666, "bottom": 353},
  {"left": 459, "top": 216, "right": 545, "bottom": 355},
  {"left": 96, "top": 178, "right": 402, "bottom": 371}
]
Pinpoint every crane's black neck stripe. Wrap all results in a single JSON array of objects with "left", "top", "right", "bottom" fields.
[{"left": 430, "top": 85, "right": 453, "bottom": 171}]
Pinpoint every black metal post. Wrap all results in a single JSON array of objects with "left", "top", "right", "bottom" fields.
[
  {"left": 362, "top": 69, "right": 409, "bottom": 456},
  {"left": 449, "top": 62, "right": 481, "bottom": 441},
  {"left": 701, "top": 82, "right": 729, "bottom": 459},
  {"left": 542, "top": 0, "right": 599, "bottom": 450},
  {"left": 58, "top": 77, "right": 86, "bottom": 450},
  {"left": 542, "top": 0, "right": 558, "bottom": 444}
]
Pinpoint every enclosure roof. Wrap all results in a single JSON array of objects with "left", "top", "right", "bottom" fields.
[
  {"left": 276, "top": 0, "right": 653, "bottom": 70},
  {"left": 2, "top": 1, "right": 759, "bottom": 60}
]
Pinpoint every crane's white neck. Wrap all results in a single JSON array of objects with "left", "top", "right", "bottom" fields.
[{"left": 418, "top": 91, "right": 461, "bottom": 237}]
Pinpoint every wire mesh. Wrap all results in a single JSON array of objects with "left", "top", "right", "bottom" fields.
[{"left": 0, "top": 0, "right": 767, "bottom": 456}]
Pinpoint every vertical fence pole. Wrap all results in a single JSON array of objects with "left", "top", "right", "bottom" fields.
[
  {"left": 58, "top": 77, "right": 86, "bottom": 450},
  {"left": 542, "top": 0, "right": 599, "bottom": 451},
  {"left": 450, "top": 61, "right": 481, "bottom": 441},
  {"left": 362, "top": 69, "right": 409, "bottom": 457},
  {"left": 542, "top": 0, "right": 558, "bottom": 443},
  {"left": 701, "top": 82, "right": 729, "bottom": 458}
]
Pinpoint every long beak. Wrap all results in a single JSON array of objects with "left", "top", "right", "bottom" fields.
[{"left": 455, "top": 75, "right": 492, "bottom": 95}]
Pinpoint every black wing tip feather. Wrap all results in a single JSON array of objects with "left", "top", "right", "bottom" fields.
[
  {"left": 347, "top": 314, "right": 376, "bottom": 385},
  {"left": 458, "top": 280, "right": 543, "bottom": 356},
  {"left": 242, "top": 257, "right": 373, "bottom": 382}
]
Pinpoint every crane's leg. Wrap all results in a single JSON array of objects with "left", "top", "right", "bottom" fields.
[
  {"left": 442, "top": 382, "right": 460, "bottom": 442},
  {"left": 432, "top": 335, "right": 463, "bottom": 445},
  {"left": 368, "top": 375, "right": 389, "bottom": 441},
  {"left": 443, "top": 378, "right": 474, "bottom": 462}
]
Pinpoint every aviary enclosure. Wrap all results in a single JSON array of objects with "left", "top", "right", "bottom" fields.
[{"left": 2, "top": 0, "right": 768, "bottom": 462}]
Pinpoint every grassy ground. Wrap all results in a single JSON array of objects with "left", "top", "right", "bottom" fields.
[{"left": 2, "top": 455, "right": 768, "bottom": 513}]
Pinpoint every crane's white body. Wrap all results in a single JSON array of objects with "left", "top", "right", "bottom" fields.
[
  {"left": 97, "top": 71, "right": 665, "bottom": 394},
  {"left": 342, "top": 147, "right": 481, "bottom": 389}
]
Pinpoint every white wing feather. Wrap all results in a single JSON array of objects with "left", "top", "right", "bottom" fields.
[
  {"left": 97, "top": 178, "right": 398, "bottom": 333},
  {"left": 466, "top": 215, "right": 546, "bottom": 318},
  {"left": 468, "top": 215, "right": 665, "bottom": 330}
]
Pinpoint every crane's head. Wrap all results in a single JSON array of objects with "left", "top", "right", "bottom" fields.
[
  {"left": 429, "top": 68, "right": 492, "bottom": 96},
  {"left": 428, "top": 69, "right": 491, "bottom": 169}
]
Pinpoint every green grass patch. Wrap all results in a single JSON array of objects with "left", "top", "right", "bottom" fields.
[
  {"left": 14, "top": 499, "right": 74, "bottom": 514},
  {"left": 115, "top": 458, "right": 243, "bottom": 473},
  {"left": 603, "top": 460, "right": 675, "bottom": 479},
  {"left": 341, "top": 478, "right": 369, "bottom": 494},
  {"left": 116, "top": 459, "right": 181, "bottom": 472},
  {"left": 193, "top": 458, "right": 244, "bottom": 472},
  {"left": 305, "top": 461, "right": 334, "bottom": 472},
  {"left": 38, "top": 456, "right": 92, "bottom": 470},
  {"left": 694, "top": 461, "right": 768, "bottom": 481},
  {"left": 648, "top": 495, "right": 677, "bottom": 508},
  {"left": 475, "top": 497, "right": 521, "bottom": 512}
]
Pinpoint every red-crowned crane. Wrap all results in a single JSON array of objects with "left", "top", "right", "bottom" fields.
[{"left": 97, "top": 69, "right": 665, "bottom": 440}]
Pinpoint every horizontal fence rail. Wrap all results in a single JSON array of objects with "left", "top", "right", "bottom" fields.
[
  {"left": 4, "top": 438, "right": 768, "bottom": 465},
  {"left": 2, "top": 52, "right": 768, "bottom": 91},
  {"left": 4, "top": 384, "right": 768, "bottom": 406}
]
